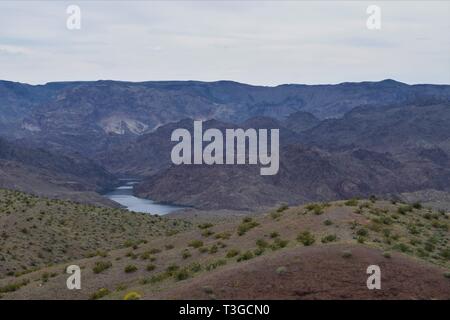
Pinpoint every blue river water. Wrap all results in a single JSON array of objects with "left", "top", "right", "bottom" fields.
[{"left": 104, "top": 180, "right": 183, "bottom": 215}]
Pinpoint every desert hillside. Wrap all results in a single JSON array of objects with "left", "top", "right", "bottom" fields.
[{"left": 0, "top": 192, "right": 448, "bottom": 300}]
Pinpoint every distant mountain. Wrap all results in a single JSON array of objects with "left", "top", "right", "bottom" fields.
[
  {"left": 1, "top": 79, "right": 449, "bottom": 157},
  {"left": 302, "top": 103, "right": 450, "bottom": 154},
  {"left": 130, "top": 103, "right": 450, "bottom": 210},
  {"left": 0, "top": 137, "right": 117, "bottom": 205}
]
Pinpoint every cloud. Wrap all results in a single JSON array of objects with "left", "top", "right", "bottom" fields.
[{"left": 0, "top": 1, "right": 448, "bottom": 85}]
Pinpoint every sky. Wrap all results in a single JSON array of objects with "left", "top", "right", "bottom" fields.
[{"left": 0, "top": 1, "right": 449, "bottom": 86}]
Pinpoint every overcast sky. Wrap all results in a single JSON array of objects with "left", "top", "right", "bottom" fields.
[{"left": 0, "top": 1, "right": 449, "bottom": 85}]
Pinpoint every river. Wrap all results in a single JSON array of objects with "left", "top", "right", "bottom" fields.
[{"left": 104, "top": 180, "right": 183, "bottom": 215}]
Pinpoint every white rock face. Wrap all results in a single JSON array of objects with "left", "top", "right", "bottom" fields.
[{"left": 99, "top": 115, "right": 149, "bottom": 135}]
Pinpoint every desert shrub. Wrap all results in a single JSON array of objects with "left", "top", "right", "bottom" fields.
[
  {"left": 439, "top": 248, "right": 450, "bottom": 260},
  {"left": 321, "top": 234, "right": 337, "bottom": 243},
  {"left": 188, "top": 240, "right": 204, "bottom": 248},
  {"left": 0, "top": 279, "right": 29, "bottom": 293},
  {"left": 271, "top": 238, "right": 289, "bottom": 250},
  {"left": 198, "top": 247, "right": 208, "bottom": 253},
  {"left": 165, "top": 244, "right": 174, "bottom": 250},
  {"left": 269, "top": 232, "right": 279, "bottom": 238},
  {"left": 305, "top": 203, "right": 325, "bottom": 215},
  {"left": 226, "top": 249, "right": 240, "bottom": 258},
  {"left": 214, "top": 232, "right": 231, "bottom": 240},
  {"left": 237, "top": 219, "right": 259, "bottom": 236},
  {"left": 412, "top": 202, "right": 422, "bottom": 209},
  {"left": 277, "top": 203, "right": 289, "bottom": 213},
  {"left": 166, "top": 264, "right": 179, "bottom": 275},
  {"left": 201, "top": 230, "right": 214, "bottom": 237},
  {"left": 323, "top": 219, "right": 333, "bottom": 226},
  {"left": 270, "top": 211, "right": 282, "bottom": 220},
  {"left": 356, "top": 228, "right": 368, "bottom": 237},
  {"left": 254, "top": 247, "right": 265, "bottom": 256},
  {"left": 297, "top": 231, "right": 315, "bottom": 246},
  {"left": 205, "top": 259, "right": 227, "bottom": 271},
  {"left": 124, "top": 264, "right": 138, "bottom": 273},
  {"left": 90, "top": 288, "right": 110, "bottom": 300},
  {"left": 189, "top": 262, "right": 202, "bottom": 273},
  {"left": 209, "top": 244, "right": 218, "bottom": 254},
  {"left": 174, "top": 269, "right": 190, "bottom": 281},
  {"left": 382, "top": 252, "right": 391, "bottom": 258},
  {"left": 149, "top": 272, "right": 171, "bottom": 284},
  {"left": 123, "top": 291, "right": 141, "bottom": 300},
  {"left": 140, "top": 252, "right": 151, "bottom": 260},
  {"left": 236, "top": 251, "right": 254, "bottom": 262},
  {"left": 93, "top": 261, "right": 112, "bottom": 274},
  {"left": 276, "top": 266, "right": 287, "bottom": 275},
  {"left": 345, "top": 199, "right": 358, "bottom": 207},
  {"left": 182, "top": 249, "right": 192, "bottom": 259},
  {"left": 393, "top": 243, "right": 411, "bottom": 253},
  {"left": 256, "top": 239, "right": 269, "bottom": 248},
  {"left": 397, "top": 206, "right": 413, "bottom": 215},
  {"left": 424, "top": 241, "right": 435, "bottom": 252},
  {"left": 198, "top": 223, "right": 214, "bottom": 229},
  {"left": 146, "top": 264, "right": 156, "bottom": 271},
  {"left": 148, "top": 248, "right": 161, "bottom": 254}
]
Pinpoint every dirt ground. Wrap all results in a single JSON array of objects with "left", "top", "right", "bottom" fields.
[{"left": 155, "top": 244, "right": 450, "bottom": 300}]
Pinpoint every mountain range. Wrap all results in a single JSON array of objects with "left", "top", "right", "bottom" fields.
[{"left": 0, "top": 79, "right": 449, "bottom": 210}]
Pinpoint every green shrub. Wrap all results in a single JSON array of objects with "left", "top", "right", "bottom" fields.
[
  {"left": 321, "top": 234, "right": 337, "bottom": 243},
  {"left": 237, "top": 219, "right": 259, "bottom": 236},
  {"left": 189, "top": 263, "right": 202, "bottom": 273},
  {"left": 356, "top": 228, "right": 368, "bottom": 237},
  {"left": 124, "top": 264, "right": 138, "bottom": 273},
  {"left": 226, "top": 249, "right": 240, "bottom": 258},
  {"left": 166, "top": 264, "right": 179, "bottom": 275},
  {"left": 276, "top": 203, "right": 289, "bottom": 213},
  {"left": 254, "top": 247, "right": 265, "bottom": 256},
  {"left": 237, "top": 251, "right": 254, "bottom": 262},
  {"left": 412, "top": 202, "right": 422, "bottom": 209},
  {"left": 271, "top": 238, "right": 289, "bottom": 250},
  {"left": 269, "top": 232, "right": 279, "bottom": 238},
  {"left": 146, "top": 264, "right": 156, "bottom": 271},
  {"left": 323, "top": 219, "right": 333, "bottom": 226},
  {"left": 201, "top": 230, "right": 214, "bottom": 237},
  {"left": 214, "top": 232, "right": 231, "bottom": 240},
  {"left": 305, "top": 203, "right": 325, "bottom": 215},
  {"left": 297, "top": 231, "right": 315, "bottom": 246},
  {"left": 270, "top": 211, "right": 282, "bottom": 220},
  {"left": 93, "top": 261, "right": 112, "bottom": 274},
  {"left": 188, "top": 240, "right": 204, "bottom": 248},
  {"left": 345, "top": 199, "right": 358, "bottom": 207},
  {"left": 256, "top": 239, "right": 269, "bottom": 248},
  {"left": 205, "top": 259, "right": 227, "bottom": 271},
  {"left": 123, "top": 291, "right": 141, "bottom": 300},
  {"left": 198, "top": 223, "right": 214, "bottom": 229},
  {"left": 90, "top": 288, "right": 110, "bottom": 300},
  {"left": 182, "top": 249, "right": 192, "bottom": 259},
  {"left": 174, "top": 269, "right": 190, "bottom": 281},
  {"left": 209, "top": 244, "right": 218, "bottom": 254},
  {"left": 0, "top": 279, "right": 29, "bottom": 293}
]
